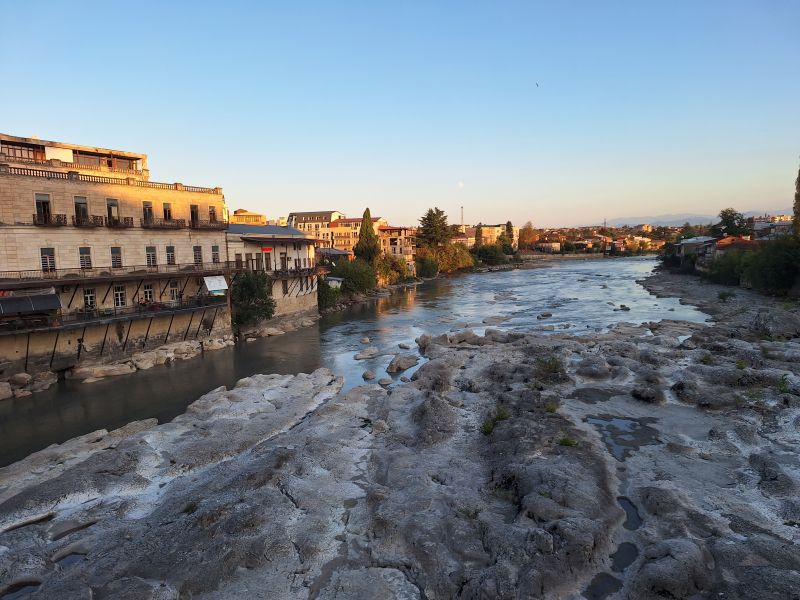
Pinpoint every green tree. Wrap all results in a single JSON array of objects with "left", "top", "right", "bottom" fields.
[
  {"left": 680, "top": 222, "right": 698, "bottom": 239},
  {"left": 353, "top": 207, "right": 380, "bottom": 263},
  {"left": 474, "top": 223, "right": 483, "bottom": 248},
  {"left": 713, "top": 208, "right": 748, "bottom": 237},
  {"left": 417, "top": 207, "right": 453, "bottom": 247},
  {"left": 505, "top": 220, "right": 514, "bottom": 239},
  {"left": 230, "top": 271, "right": 276, "bottom": 332},
  {"left": 518, "top": 221, "right": 537, "bottom": 249},
  {"left": 794, "top": 160, "right": 800, "bottom": 237},
  {"left": 331, "top": 259, "right": 377, "bottom": 293}
]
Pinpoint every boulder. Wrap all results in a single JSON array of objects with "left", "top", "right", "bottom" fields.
[
  {"left": 260, "top": 327, "right": 285, "bottom": 336},
  {"left": 13, "top": 389, "right": 32, "bottom": 398},
  {"left": 202, "top": 338, "right": 227, "bottom": 351},
  {"left": 362, "top": 370, "right": 375, "bottom": 381},
  {"left": 378, "top": 378, "right": 392, "bottom": 386},
  {"left": 0, "top": 382, "right": 13, "bottom": 401},
  {"left": 71, "top": 362, "right": 136, "bottom": 380},
  {"left": 537, "top": 312, "right": 553, "bottom": 320},
  {"left": 361, "top": 337, "right": 371, "bottom": 344},
  {"left": 299, "top": 318, "right": 316, "bottom": 328},
  {"left": 9, "top": 372, "right": 32, "bottom": 387},
  {"left": 245, "top": 337, "right": 257, "bottom": 343},
  {"left": 131, "top": 353, "right": 156, "bottom": 370},
  {"left": 398, "top": 342, "right": 411, "bottom": 349},
  {"left": 355, "top": 347, "right": 380, "bottom": 360},
  {"left": 387, "top": 353, "right": 419, "bottom": 374}
]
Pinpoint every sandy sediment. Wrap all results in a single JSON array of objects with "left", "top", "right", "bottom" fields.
[{"left": 1, "top": 270, "right": 799, "bottom": 599}]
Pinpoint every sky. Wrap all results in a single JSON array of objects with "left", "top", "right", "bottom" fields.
[{"left": 2, "top": 1, "right": 799, "bottom": 227}]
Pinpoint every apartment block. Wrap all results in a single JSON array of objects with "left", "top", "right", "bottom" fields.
[
  {"left": 329, "top": 216, "right": 388, "bottom": 254},
  {"left": 287, "top": 211, "right": 346, "bottom": 248},
  {"left": 378, "top": 225, "right": 416, "bottom": 272},
  {"left": 0, "top": 133, "right": 231, "bottom": 375}
]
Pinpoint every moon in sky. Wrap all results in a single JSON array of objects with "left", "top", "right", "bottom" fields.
[{"left": 457, "top": 181, "right": 464, "bottom": 189}]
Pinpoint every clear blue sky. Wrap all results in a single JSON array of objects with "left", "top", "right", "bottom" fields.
[{"left": 2, "top": 1, "right": 798, "bottom": 227}]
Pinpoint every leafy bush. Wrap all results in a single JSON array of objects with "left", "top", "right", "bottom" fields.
[
  {"left": 375, "top": 254, "right": 410, "bottom": 285},
  {"left": 331, "top": 259, "right": 377, "bottom": 293},
  {"left": 317, "top": 278, "right": 341, "bottom": 310},
  {"left": 718, "top": 291, "right": 736, "bottom": 302},
  {"left": 709, "top": 251, "right": 745, "bottom": 286},
  {"left": 777, "top": 374, "right": 790, "bottom": 394},
  {"left": 231, "top": 271, "right": 276, "bottom": 331},
  {"left": 743, "top": 237, "right": 800, "bottom": 295},
  {"left": 416, "top": 256, "right": 439, "bottom": 278},
  {"left": 544, "top": 401, "right": 558, "bottom": 413},
  {"left": 472, "top": 243, "right": 507, "bottom": 265},
  {"left": 558, "top": 436, "right": 578, "bottom": 447},
  {"left": 735, "top": 359, "right": 747, "bottom": 370}
]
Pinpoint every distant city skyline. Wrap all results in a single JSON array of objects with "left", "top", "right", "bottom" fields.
[{"left": 3, "top": 1, "right": 798, "bottom": 228}]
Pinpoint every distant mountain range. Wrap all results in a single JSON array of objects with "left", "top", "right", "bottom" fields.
[{"left": 606, "top": 208, "right": 793, "bottom": 227}]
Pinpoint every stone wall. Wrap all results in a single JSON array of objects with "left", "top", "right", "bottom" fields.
[{"left": 271, "top": 277, "right": 318, "bottom": 316}]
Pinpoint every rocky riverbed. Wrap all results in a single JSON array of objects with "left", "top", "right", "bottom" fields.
[{"left": 1, "top": 270, "right": 799, "bottom": 599}]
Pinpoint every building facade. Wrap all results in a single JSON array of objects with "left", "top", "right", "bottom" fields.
[
  {"left": 0, "top": 133, "right": 231, "bottom": 375},
  {"left": 287, "top": 211, "right": 346, "bottom": 248},
  {"left": 226, "top": 225, "right": 319, "bottom": 316},
  {"left": 378, "top": 225, "right": 416, "bottom": 272},
  {"left": 329, "top": 216, "right": 388, "bottom": 254},
  {"left": 229, "top": 209, "right": 267, "bottom": 226}
]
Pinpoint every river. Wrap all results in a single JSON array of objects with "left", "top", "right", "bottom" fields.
[{"left": 0, "top": 257, "right": 707, "bottom": 467}]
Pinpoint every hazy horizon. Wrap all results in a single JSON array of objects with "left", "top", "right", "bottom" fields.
[{"left": 3, "top": 1, "right": 798, "bottom": 228}]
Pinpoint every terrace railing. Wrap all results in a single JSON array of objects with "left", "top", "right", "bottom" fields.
[
  {"left": 141, "top": 217, "right": 187, "bottom": 229},
  {"left": 72, "top": 215, "right": 105, "bottom": 227},
  {"left": 190, "top": 219, "right": 226, "bottom": 230},
  {"left": 32, "top": 213, "right": 68, "bottom": 226},
  {"left": 105, "top": 216, "right": 135, "bottom": 228},
  {"left": 0, "top": 261, "right": 230, "bottom": 284}
]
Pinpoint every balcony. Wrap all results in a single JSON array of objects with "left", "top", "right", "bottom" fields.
[
  {"left": 190, "top": 219, "right": 226, "bottom": 230},
  {"left": 0, "top": 295, "right": 228, "bottom": 336},
  {"left": 32, "top": 213, "right": 67, "bottom": 227},
  {"left": 141, "top": 217, "right": 186, "bottom": 229},
  {"left": 106, "top": 216, "right": 134, "bottom": 228},
  {"left": 0, "top": 261, "right": 230, "bottom": 288},
  {"left": 72, "top": 215, "right": 105, "bottom": 227}
]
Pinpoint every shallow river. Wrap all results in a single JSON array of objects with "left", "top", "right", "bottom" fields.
[{"left": 0, "top": 257, "right": 707, "bottom": 466}]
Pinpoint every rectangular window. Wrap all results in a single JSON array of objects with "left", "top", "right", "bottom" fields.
[
  {"left": 113, "top": 285, "right": 126, "bottom": 307},
  {"left": 166, "top": 246, "right": 175, "bottom": 265},
  {"left": 190, "top": 204, "right": 199, "bottom": 223},
  {"left": 83, "top": 288, "right": 96, "bottom": 309},
  {"left": 209, "top": 206, "right": 217, "bottom": 222},
  {"left": 35, "top": 193, "right": 51, "bottom": 220},
  {"left": 79, "top": 246, "right": 92, "bottom": 269},
  {"left": 193, "top": 246, "right": 202, "bottom": 265},
  {"left": 211, "top": 245, "right": 220, "bottom": 263},
  {"left": 142, "top": 201, "right": 153, "bottom": 222},
  {"left": 143, "top": 283, "right": 154, "bottom": 302},
  {"left": 169, "top": 280, "right": 179, "bottom": 301},
  {"left": 235, "top": 253, "right": 243, "bottom": 269},
  {"left": 106, "top": 199, "right": 119, "bottom": 220},
  {"left": 245, "top": 252, "right": 253, "bottom": 270},
  {"left": 111, "top": 246, "right": 122, "bottom": 268},
  {"left": 40, "top": 247, "right": 55, "bottom": 272},
  {"left": 74, "top": 196, "right": 88, "bottom": 220},
  {"left": 146, "top": 246, "right": 157, "bottom": 266},
  {"left": 163, "top": 202, "right": 172, "bottom": 220}
]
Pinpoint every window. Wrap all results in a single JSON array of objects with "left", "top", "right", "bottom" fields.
[
  {"left": 113, "top": 285, "right": 126, "bottom": 307},
  {"left": 193, "top": 246, "right": 203, "bottom": 265},
  {"left": 143, "top": 283, "right": 154, "bottom": 302},
  {"left": 111, "top": 246, "right": 122, "bottom": 268},
  {"left": 245, "top": 252, "right": 252, "bottom": 270},
  {"left": 1, "top": 142, "right": 44, "bottom": 161},
  {"left": 83, "top": 288, "right": 96, "bottom": 309},
  {"left": 190, "top": 204, "right": 199, "bottom": 223},
  {"left": 146, "top": 246, "right": 157, "bottom": 266},
  {"left": 35, "top": 193, "right": 51, "bottom": 219},
  {"left": 209, "top": 206, "right": 217, "bottom": 222},
  {"left": 211, "top": 245, "right": 220, "bottom": 263},
  {"left": 79, "top": 247, "right": 92, "bottom": 269},
  {"left": 166, "top": 246, "right": 175, "bottom": 265},
  {"left": 163, "top": 202, "right": 172, "bottom": 220},
  {"left": 169, "top": 280, "right": 179, "bottom": 301},
  {"left": 74, "top": 196, "right": 89, "bottom": 220},
  {"left": 235, "top": 253, "right": 243, "bottom": 269},
  {"left": 106, "top": 199, "right": 119, "bottom": 221},
  {"left": 40, "top": 247, "right": 55, "bottom": 272},
  {"left": 142, "top": 201, "right": 153, "bottom": 222}
]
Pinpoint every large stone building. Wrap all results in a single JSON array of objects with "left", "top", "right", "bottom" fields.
[
  {"left": 0, "top": 133, "right": 231, "bottom": 375},
  {"left": 226, "top": 224, "right": 319, "bottom": 316},
  {"left": 287, "top": 210, "right": 345, "bottom": 248},
  {"left": 329, "top": 216, "right": 388, "bottom": 254},
  {"left": 229, "top": 208, "right": 267, "bottom": 226},
  {"left": 378, "top": 225, "right": 416, "bottom": 272}
]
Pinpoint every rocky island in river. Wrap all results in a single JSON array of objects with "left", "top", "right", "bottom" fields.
[{"left": 1, "top": 270, "right": 799, "bottom": 599}]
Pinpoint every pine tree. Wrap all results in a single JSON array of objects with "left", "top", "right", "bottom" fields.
[
  {"left": 505, "top": 220, "right": 513, "bottom": 238},
  {"left": 417, "top": 207, "right": 453, "bottom": 247},
  {"left": 353, "top": 207, "right": 380, "bottom": 264}
]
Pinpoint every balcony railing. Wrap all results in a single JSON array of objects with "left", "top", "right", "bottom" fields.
[
  {"left": 32, "top": 213, "right": 68, "bottom": 226},
  {"left": 0, "top": 154, "right": 143, "bottom": 176},
  {"left": 106, "top": 216, "right": 135, "bottom": 228},
  {"left": 231, "top": 264, "right": 319, "bottom": 278},
  {"left": 72, "top": 215, "right": 105, "bottom": 227},
  {"left": 0, "top": 261, "right": 229, "bottom": 284},
  {"left": 141, "top": 218, "right": 186, "bottom": 229},
  {"left": 190, "top": 219, "right": 226, "bottom": 230},
  {"left": 0, "top": 295, "right": 228, "bottom": 336}
]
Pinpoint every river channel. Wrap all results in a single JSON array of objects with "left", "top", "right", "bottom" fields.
[{"left": 0, "top": 257, "right": 707, "bottom": 466}]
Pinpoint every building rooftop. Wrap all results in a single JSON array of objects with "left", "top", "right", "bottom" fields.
[
  {"left": 227, "top": 224, "right": 307, "bottom": 236},
  {"left": 1, "top": 132, "right": 145, "bottom": 160}
]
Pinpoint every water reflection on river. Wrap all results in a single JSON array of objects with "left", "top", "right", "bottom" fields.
[{"left": 0, "top": 257, "right": 706, "bottom": 466}]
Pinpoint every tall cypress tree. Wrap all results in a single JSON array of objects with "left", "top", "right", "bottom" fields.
[
  {"left": 354, "top": 207, "right": 380, "bottom": 263},
  {"left": 794, "top": 160, "right": 800, "bottom": 237},
  {"left": 474, "top": 223, "right": 483, "bottom": 248}
]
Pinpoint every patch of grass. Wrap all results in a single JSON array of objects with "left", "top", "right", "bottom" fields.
[
  {"left": 457, "top": 506, "right": 481, "bottom": 520},
  {"left": 535, "top": 356, "right": 566, "bottom": 382},
  {"left": 718, "top": 291, "right": 736, "bottom": 303},
  {"left": 735, "top": 359, "right": 747, "bottom": 370},
  {"left": 544, "top": 401, "right": 558, "bottom": 413},
  {"left": 558, "top": 436, "right": 578, "bottom": 447},
  {"left": 480, "top": 403, "right": 511, "bottom": 435},
  {"left": 480, "top": 418, "right": 495, "bottom": 435},
  {"left": 494, "top": 405, "right": 510, "bottom": 421},
  {"left": 701, "top": 353, "right": 713, "bottom": 365},
  {"left": 777, "top": 374, "right": 791, "bottom": 394},
  {"left": 182, "top": 501, "right": 198, "bottom": 515}
]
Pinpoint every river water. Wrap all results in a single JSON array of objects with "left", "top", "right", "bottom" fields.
[{"left": 0, "top": 257, "right": 707, "bottom": 466}]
